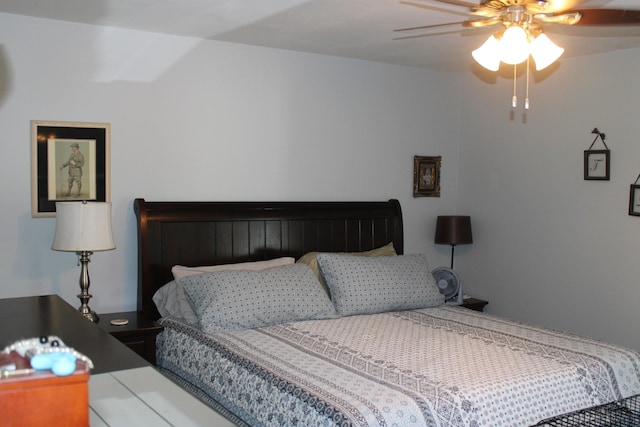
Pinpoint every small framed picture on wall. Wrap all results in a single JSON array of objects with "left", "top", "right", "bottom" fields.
[
  {"left": 584, "top": 149, "right": 610, "bottom": 180},
  {"left": 413, "top": 155, "right": 441, "bottom": 197},
  {"left": 629, "top": 184, "right": 640, "bottom": 216}
]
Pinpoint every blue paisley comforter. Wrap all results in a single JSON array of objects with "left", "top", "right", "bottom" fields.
[{"left": 157, "top": 307, "right": 640, "bottom": 427}]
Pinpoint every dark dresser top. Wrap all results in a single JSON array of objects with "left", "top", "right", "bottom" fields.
[{"left": 0, "top": 294, "right": 148, "bottom": 374}]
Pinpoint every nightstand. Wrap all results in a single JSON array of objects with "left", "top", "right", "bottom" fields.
[
  {"left": 461, "top": 297, "right": 488, "bottom": 312},
  {"left": 98, "top": 311, "right": 163, "bottom": 365}
]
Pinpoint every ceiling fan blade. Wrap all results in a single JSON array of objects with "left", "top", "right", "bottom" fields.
[
  {"left": 462, "top": 17, "right": 501, "bottom": 28},
  {"left": 529, "top": 0, "right": 584, "bottom": 14},
  {"left": 399, "top": 1, "right": 476, "bottom": 17},
  {"left": 535, "top": 12, "right": 581, "bottom": 25},
  {"left": 399, "top": 0, "right": 498, "bottom": 18},
  {"left": 430, "top": 0, "right": 479, "bottom": 8},
  {"left": 569, "top": 8, "right": 640, "bottom": 26},
  {"left": 393, "top": 31, "right": 458, "bottom": 41},
  {"left": 400, "top": 0, "right": 437, "bottom": 9},
  {"left": 394, "top": 16, "right": 501, "bottom": 32},
  {"left": 394, "top": 20, "right": 466, "bottom": 32}
]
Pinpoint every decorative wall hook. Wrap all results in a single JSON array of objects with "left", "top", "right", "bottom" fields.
[
  {"left": 584, "top": 127, "right": 610, "bottom": 181},
  {"left": 591, "top": 128, "right": 606, "bottom": 144}
]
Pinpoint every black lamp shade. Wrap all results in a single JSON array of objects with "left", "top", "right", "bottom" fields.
[{"left": 434, "top": 216, "right": 473, "bottom": 246}]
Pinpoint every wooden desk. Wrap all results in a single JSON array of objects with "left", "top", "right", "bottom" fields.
[
  {"left": 1, "top": 295, "right": 233, "bottom": 426},
  {"left": 0, "top": 295, "right": 148, "bottom": 374}
]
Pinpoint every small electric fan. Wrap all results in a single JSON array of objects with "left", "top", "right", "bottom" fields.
[{"left": 432, "top": 267, "right": 463, "bottom": 305}]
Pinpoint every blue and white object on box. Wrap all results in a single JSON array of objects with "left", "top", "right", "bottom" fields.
[
  {"left": 1, "top": 335, "right": 93, "bottom": 377},
  {"left": 30, "top": 352, "right": 77, "bottom": 376}
]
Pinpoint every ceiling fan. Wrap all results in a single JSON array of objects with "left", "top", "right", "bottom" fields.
[
  {"left": 396, "top": 0, "right": 640, "bottom": 33},
  {"left": 395, "top": 0, "right": 640, "bottom": 108}
]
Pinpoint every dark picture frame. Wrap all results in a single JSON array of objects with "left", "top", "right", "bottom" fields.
[
  {"left": 31, "top": 120, "right": 110, "bottom": 218},
  {"left": 584, "top": 150, "right": 610, "bottom": 181},
  {"left": 629, "top": 184, "right": 640, "bottom": 216},
  {"left": 413, "top": 155, "right": 441, "bottom": 197}
]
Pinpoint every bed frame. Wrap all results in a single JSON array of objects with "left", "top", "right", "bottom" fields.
[
  {"left": 133, "top": 198, "right": 640, "bottom": 426},
  {"left": 134, "top": 198, "right": 404, "bottom": 319}
]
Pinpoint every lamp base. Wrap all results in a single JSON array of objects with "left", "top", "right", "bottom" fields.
[
  {"left": 79, "top": 308, "right": 99, "bottom": 323},
  {"left": 76, "top": 251, "right": 99, "bottom": 323}
]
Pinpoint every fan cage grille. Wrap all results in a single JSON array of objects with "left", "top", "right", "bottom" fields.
[{"left": 432, "top": 268, "right": 460, "bottom": 299}]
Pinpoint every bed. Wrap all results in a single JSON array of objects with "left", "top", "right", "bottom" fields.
[{"left": 134, "top": 198, "right": 640, "bottom": 427}]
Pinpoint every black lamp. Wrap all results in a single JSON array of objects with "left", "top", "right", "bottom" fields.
[{"left": 434, "top": 216, "right": 473, "bottom": 269}]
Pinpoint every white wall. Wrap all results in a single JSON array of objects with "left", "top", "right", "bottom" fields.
[
  {"left": 457, "top": 49, "right": 640, "bottom": 351},
  {"left": 0, "top": 13, "right": 462, "bottom": 313}
]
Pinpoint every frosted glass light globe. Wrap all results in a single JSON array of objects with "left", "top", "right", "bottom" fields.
[
  {"left": 530, "top": 33, "right": 564, "bottom": 70},
  {"left": 472, "top": 35, "right": 501, "bottom": 71},
  {"left": 499, "top": 26, "right": 530, "bottom": 65}
]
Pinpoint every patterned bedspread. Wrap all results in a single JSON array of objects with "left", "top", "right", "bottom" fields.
[{"left": 157, "top": 307, "right": 640, "bottom": 427}]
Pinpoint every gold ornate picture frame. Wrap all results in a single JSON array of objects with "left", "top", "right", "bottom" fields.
[{"left": 413, "top": 155, "right": 441, "bottom": 198}]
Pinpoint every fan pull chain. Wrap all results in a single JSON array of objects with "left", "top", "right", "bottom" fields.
[
  {"left": 525, "top": 56, "right": 530, "bottom": 110},
  {"left": 512, "top": 64, "right": 517, "bottom": 108}
]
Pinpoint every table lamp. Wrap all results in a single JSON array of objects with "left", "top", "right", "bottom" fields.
[
  {"left": 52, "top": 201, "right": 115, "bottom": 322},
  {"left": 434, "top": 216, "right": 473, "bottom": 269}
]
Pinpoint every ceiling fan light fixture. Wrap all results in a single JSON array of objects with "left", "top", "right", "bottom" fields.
[
  {"left": 499, "top": 25, "right": 530, "bottom": 65},
  {"left": 472, "top": 35, "right": 501, "bottom": 71},
  {"left": 396, "top": 0, "right": 640, "bottom": 111},
  {"left": 530, "top": 33, "right": 564, "bottom": 70}
]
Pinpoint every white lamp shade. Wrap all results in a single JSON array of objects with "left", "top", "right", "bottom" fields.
[
  {"left": 530, "top": 33, "right": 564, "bottom": 71},
  {"left": 499, "top": 26, "right": 530, "bottom": 65},
  {"left": 472, "top": 35, "right": 501, "bottom": 71},
  {"left": 52, "top": 202, "right": 115, "bottom": 252}
]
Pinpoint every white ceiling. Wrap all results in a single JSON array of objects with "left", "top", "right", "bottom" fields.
[{"left": 1, "top": 0, "right": 640, "bottom": 71}]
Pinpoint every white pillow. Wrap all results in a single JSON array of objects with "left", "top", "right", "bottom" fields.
[
  {"left": 152, "top": 280, "right": 180, "bottom": 318},
  {"left": 152, "top": 257, "right": 295, "bottom": 323},
  {"left": 181, "top": 263, "right": 339, "bottom": 333},
  {"left": 317, "top": 253, "right": 444, "bottom": 316},
  {"left": 172, "top": 257, "right": 295, "bottom": 280}
]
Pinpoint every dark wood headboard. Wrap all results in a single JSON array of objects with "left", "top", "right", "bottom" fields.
[{"left": 134, "top": 198, "right": 404, "bottom": 319}]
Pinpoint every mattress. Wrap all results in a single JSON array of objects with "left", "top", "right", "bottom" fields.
[{"left": 157, "top": 306, "right": 640, "bottom": 427}]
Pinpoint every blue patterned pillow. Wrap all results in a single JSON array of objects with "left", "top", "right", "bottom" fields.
[
  {"left": 180, "top": 263, "right": 339, "bottom": 333},
  {"left": 316, "top": 253, "right": 443, "bottom": 316}
]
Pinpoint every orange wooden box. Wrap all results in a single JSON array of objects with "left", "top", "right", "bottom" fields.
[{"left": 0, "top": 352, "right": 90, "bottom": 427}]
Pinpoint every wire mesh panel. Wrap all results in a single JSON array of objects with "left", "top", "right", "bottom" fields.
[{"left": 535, "top": 395, "right": 640, "bottom": 427}]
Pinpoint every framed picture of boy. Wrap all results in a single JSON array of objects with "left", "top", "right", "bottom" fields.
[{"left": 31, "top": 121, "right": 110, "bottom": 217}]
